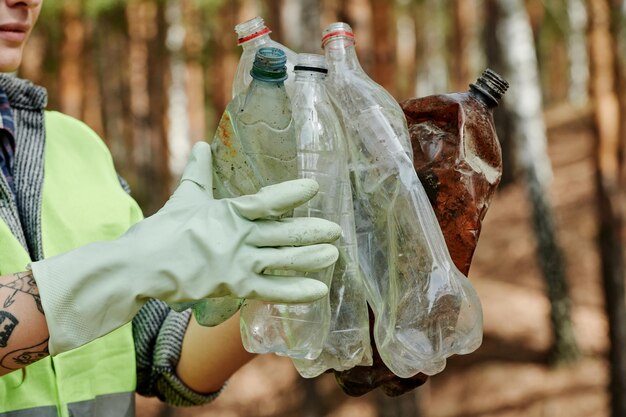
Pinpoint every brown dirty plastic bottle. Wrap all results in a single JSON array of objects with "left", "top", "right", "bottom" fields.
[
  {"left": 334, "top": 68, "right": 508, "bottom": 397},
  {"left": 403, "top": 68, "right": 509, "bottom": 276}
]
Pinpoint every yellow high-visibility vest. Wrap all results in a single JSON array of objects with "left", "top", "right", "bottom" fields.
[{"left": 0, "top": 111, "right": 144, "bottom": 417}]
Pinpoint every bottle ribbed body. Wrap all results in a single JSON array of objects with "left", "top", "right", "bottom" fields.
[
  {"left": 236, "top": 54, "right": 362, "bottom": 361},
  {"left": 323, "top": 22, "right": 483, "bottom": 378},
  {"left": 281, "top": 54, "right": 373, "bottom": 373},
  {"left": 202, "top": 48, "right": 296, "bottom": 331}
]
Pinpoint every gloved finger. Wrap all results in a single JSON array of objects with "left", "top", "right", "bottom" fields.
[
  {"left": 238, "top": 275, "right": 329, "bottom": 303},
  {"left": 253, "top": 244, "right": 339, "bottom": 273},
  {"left": 249, "top": 217, "right": 342, "bottom": 247},
  {"left": 180, "top": 141, "right": 213, "bottom": 192},
  {"left": 230, "top": 178, "right": 320, "bottom": 220}
]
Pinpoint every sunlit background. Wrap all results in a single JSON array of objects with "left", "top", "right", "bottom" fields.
[{"left": 22, "top": 0, "right": 626, "bottom": 416}]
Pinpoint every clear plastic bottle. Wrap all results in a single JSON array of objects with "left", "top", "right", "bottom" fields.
[
  {"left": 323, "top": 22, "right": 483, "bottom": 378},
  {"left": 232, "top": 16, "right": 298, "bottom": 98},
  {"left": 284, "top": 54, "right": 372, "bottom": 374},
  {"left": 335, "top": 69, "right": 508, "bottom": 397},
  {"left": 212, "top": 46, "right": 296, "bottom": 196},
  {"left": 189, "top": 47, "right": 297, "bottom": 329}
]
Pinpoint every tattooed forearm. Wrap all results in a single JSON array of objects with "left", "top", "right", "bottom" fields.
[
  {"left": 0, "top": 271, "right": 49, "bottom": 375},
  {"left": 1, "top": 339, "right": 49, "bottom": 370},
  {"left": 0, "top": 311, "right": 18, "bottom": 348},
  {"left": 0, "top": 271, "right": 43, "bottom": 313}
]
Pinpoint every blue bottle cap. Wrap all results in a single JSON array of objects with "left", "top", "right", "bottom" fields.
[{"left": 251, "top": 47, "right": 288, "bottom": 82}]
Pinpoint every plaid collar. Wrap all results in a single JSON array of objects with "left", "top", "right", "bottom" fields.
[{"left": 0, "top": 87, "right": 15, "bottom": 136}]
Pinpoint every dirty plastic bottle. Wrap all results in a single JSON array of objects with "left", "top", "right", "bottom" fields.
[
  {"left": 233, "top": 16, "right": 298, "bottom": 98},
  {"left": 335, "top": 69, "right": 508, "bottom": 397},
  {"left": 187, "top": 47, "right": 296, "bottom": 329},
  {"left": 212, "top": 47, "right": 296, "bottom": 197},
  {"left": 283, "top": 54, "right": 372, "bottom": 373},
  {"left": 236, "top": 53, "right": 339, "bottom": 359},
  {"left": 402, "top": 68, "right": 509, "bottom": 275},
  {"left": 323, "top": 22, "right": 483, "bottom": 378}
]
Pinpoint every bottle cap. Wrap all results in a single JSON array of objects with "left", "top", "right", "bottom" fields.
[
  {"left": 469, "top": 69, "right": 509, "bottom": 107},
  {"left": 251, "top": 47, "right": 288, "bottom": 82},
  {"left": 321, "top": 22, "right": 355, "bottom": 48},
  {"left": 235, "top": 16, "right": 272, "bottom": 45},
  {"left": 294, "top": 53, "right": 328, "bottom": 74}
]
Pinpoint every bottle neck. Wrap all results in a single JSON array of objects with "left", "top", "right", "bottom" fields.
[
  {"left": 247, "top": 78, "right": 288, "bottom": 98},
  {"left": 241, "top": 79, "right": 291, "bottom": 124},
  {"left": 323, "top": 38, "right": 363, "bottom": 73},
  {"left": 240, "top": 32, "right": 272, "bottom": 50},
  {"left": 294, "top": 70, "right": 327, "bottom": 83},
  {"left": 468, "top": 87, "right": 497, "bottom": 109},
  {"left": 468, "top": 69, "right": 508, "bottom": 109}
]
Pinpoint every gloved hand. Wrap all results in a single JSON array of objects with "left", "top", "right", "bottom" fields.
[{"left": 31, "top": 142, "right": 341, "bottom": 355}]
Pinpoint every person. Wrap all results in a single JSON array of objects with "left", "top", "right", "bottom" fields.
[{"left": 0, "top": 0, "right": 342, "bottom": 415}]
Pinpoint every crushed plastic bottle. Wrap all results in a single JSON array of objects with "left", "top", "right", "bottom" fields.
[
  {"left": 287, "top": 54, "right": 372, "bottom": 374},
  {"left": 322, "top": 22, "right": 483, "bottom": 379},
  {"left": 335, "top": 69, "right": 508, "bottom": 396},
  {"left": 402, "top": 68, "right": 509, "bottom": 275},
  {"left": 232, "top": 16, "right": 298, "bottom": 98}
]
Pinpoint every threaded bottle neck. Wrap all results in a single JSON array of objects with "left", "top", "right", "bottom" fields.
[
  {"left": 294, "top": 53, "right": 328, "bottom": 81},
  {"left": 235, "top": 16, "right": 272, "bottom": 45},
  {"left": 469, "top": 69, "right": 509, "bottom": 108},
  {"left": 322, "top": 22, "right": 362, "bottom": 74},
  {"left": 251, "top": 47, "right": 288, "bottom": 82},
  {"left": 321, "top": 22, "right": 356, "bottom": 49}
]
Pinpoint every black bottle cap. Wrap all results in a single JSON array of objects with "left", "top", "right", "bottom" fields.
[{"left": 469, "top": 69, "right": 509, "bottom": 107}]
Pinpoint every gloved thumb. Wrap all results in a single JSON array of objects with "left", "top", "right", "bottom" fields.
[{"left": 180, "top": 141, "right": 213, "bottom": 193}]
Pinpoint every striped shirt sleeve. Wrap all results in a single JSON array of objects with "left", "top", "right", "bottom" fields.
[{"left": 132, "top": 299, "right": 223, "bottom": 406}]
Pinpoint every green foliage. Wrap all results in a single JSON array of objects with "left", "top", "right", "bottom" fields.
[
  {"left": 84, "top": 0, "right": 127, "bottom": 17},
  {"left": 39, "top": 0, "right": 63, "bottom": 19},
  {"left": 193, "top": 0, "right": 226, "bottom": 12}
]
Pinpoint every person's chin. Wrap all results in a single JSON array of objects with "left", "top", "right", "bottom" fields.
[{"left": 0, "top": 48, "right": 23, "bottom": 73}]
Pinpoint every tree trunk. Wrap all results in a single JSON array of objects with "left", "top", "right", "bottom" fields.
[
  {"left": 94, "top": 8, "right": 134, "bottom": 181},
  {"left": 394, "top": 0, "right": 417, "bottom": 100},
  {"left": 485, "top": 0, "right": 516, "bottom": 187},
  {"left": 126, "top": 0, "right": 168, "bottom": 214},
  {"left": 588, "top": 1, "right": 626, "bottom": 416},
  {"left": 414, "top": 0, "right": 448, "bottom": 97},
  {"left": 567, "top": 0, "right": 590, "bottom": 105},
  {"left": 148, "top": 2, "right": 171, "bottom": 206},
  {"left": 81, "top": 20, "right": 105, "bottom": 138},
  {"left": 264, "top": 0, "right": 284, "bottom": 43},
  {"left": 495, "top": 0, "right": 581, "bottom": 364},
  {"left": 208, "top": 1, "right": 239, "bottom": 120},
  {"left": 300, "top": 0, "right": 321, "bottom": 53},
  {"left": 451, "top": 0, "right": 479, "bottom": 91},
  {"left": 165, "top": 0, "right": 188, "bottom": 182},
  {"left": 370, "top": 0, "right": 395, "bottom": 96},
  {"left": 58, "top": 0, "right": 85, "bottom": 119}
]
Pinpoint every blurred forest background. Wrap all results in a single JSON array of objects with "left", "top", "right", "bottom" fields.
[{"left": 19, "top": 0, "right": 626, "bottom": 416}]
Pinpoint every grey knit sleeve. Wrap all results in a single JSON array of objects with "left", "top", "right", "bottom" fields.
[{"left": 132, "top": 299, "right": 223, "bottom": 406}]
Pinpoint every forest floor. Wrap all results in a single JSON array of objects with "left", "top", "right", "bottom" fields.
[{"left": 137, "top": 103, "right": 608, "bottom": 417}]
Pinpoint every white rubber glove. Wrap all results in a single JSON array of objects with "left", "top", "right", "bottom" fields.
[{"left": 31, "top": 142, "right": 341, "bottom": 355}]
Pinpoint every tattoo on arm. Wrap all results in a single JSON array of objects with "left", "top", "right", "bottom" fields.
[
  {"left": 0, "top": 311, "right": 18, "bottom": 348},
  {"left": 0, "top": 271, "right": 49, "bottom": 373},
  {"left": 1, "top": 339, "right": 49, "bottom": 370},
  {"left": 1, "top": 271, "right": 43, "bottom": 314}
]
